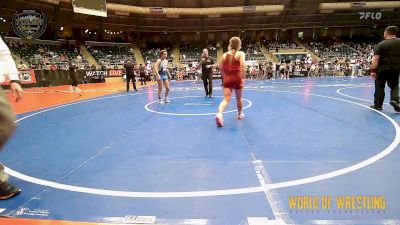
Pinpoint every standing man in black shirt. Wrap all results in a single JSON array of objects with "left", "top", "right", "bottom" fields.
[
  {"left": 370, "top": 26, "right": 400, "bottom": 111},
  {"left": 69, "top": 61, "right": 81, "bottom": 92},
  {"left": 124, "top": 58, "right": 137, "bottom": 92},
  {"left": 197, "top": 49, "right": 215, "bottom": 98}
]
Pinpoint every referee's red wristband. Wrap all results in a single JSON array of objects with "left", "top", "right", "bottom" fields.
[{"left": 370, "top": 68, "right": 377, "bottom": 73}]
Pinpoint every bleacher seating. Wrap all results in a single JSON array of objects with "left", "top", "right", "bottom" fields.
[
  {"left": 267, "top": 41, "right": 302, "bottom": 51},
  {"left": 141, "top": 42, "right": 172, "bottom": 64},
  {"left": 180, "top": 42, "right": 217, "bottom": 64},
  {"left": 86, "top": 45, "right": 135, "bottom": 69},
  {"left": 6, "top": 39, "right": 88, "bottom": 70},
  {"left": 241, "top": 43, "right": 265, "bottom": 61}
]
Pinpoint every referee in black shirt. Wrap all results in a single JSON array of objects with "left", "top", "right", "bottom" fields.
[
  {"left": 197, "top": 48, "right": 215, "bottom": 98},
  {"left": 370, "top": 26, "right": 400, "bottom": 111},
  {"left": 124, "top": 58, "right": 138, "bottom": 92}
]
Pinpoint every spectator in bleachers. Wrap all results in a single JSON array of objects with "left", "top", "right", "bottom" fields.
[{"left": 17, "top": 62, "right": 28, "bottom": 70}]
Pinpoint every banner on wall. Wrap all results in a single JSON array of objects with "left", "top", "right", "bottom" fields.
[
  {"left": 84, "top": 70, "right": 125, "bottom": 78},
  {"left": 84, "top": 70, "right": 107, "bottom": 78},
  {"left": 1, "top": 70, "right": 37, "bottom": 85},
  {"left": 12, "top": 9, "right": 47, "bottom": 39},
  {"left": 107, "top": 69, "right": 125, "bottom": 77}
]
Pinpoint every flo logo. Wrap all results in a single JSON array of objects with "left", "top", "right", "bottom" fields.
[
  {"left": 359, "top": 12, "right": 382, "bottom": 20},
  {"left": 12, "top": 9, "right": 47, "bottom": 39}
]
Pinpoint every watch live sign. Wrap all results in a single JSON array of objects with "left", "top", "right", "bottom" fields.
[
  {"left": 84, "top": 70, "right": 125, "bottom": 78},
  {"left": 0, "top": 70, "right": 37, "bottom": 85},
  {"left": 107, "top": 69, "right": 124, "bottom": 77}
]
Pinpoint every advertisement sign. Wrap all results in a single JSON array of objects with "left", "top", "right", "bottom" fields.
[
  {"left": 1, "top": 70, "right": 37, "bottom": 85},
  {"left": 84, "top": 70, "right": 107, "bottom": 79},
  {"left": 107, "top": 69, "right": 124, "bottom": 77}
]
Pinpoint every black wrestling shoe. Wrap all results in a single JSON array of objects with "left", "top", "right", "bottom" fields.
[
  {"left": 0, "top": 181, "right": 21, "bottom": 200},
  {"left": 370, "top": 105, "right": 383, "bottom": 111},
  {"left": 390, "top": 101, "right": 400, "bottom": 112}
]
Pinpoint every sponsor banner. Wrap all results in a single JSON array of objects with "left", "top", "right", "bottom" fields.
[
  {"left": 107, "top": 69, "right": 125, "bottom": 77},
  {"left": 84, "top": 70, "right": 107, "bottom": 78},
  {"left": 12, "top": 9, "right": 48, "bottom": 39},
  {"left": 85, "top": 70, "right": 125, "bottom": 78},
  {"left": 1, "top": 70, "right": 37, "bottom": 85},
  {"left": 19, "top": 70, "right": 37, "bottom": 84}
]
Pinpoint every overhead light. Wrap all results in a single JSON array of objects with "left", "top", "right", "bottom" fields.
[
  {"left": 85, "top": 29, "right": 89, "bottom": 33},
  {"left": 94, "top": 32, "right": 97, "bottom": 34},
  {"left": 60, "top": 26, "right": 64, "bottom": 31}
]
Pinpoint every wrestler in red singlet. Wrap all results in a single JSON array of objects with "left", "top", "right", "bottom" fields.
[
  {"left": 222, "top": 52, "right": 244, "bottom": 90},
  {"left": 215, "top": 36, "right": 245, "bottom": 127}
]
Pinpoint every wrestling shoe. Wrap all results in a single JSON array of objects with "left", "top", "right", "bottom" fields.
[
  {"left": 237, "top": 111, "right": 245, "bottom": 120},
  {"left": 0, "top": 182, "right": 21, "bottom": 200},
  {"left": 369, "top": 105, "right": 383, "bottom": 111},
  {"left": 215, "top": 113, "right": 224, "bottom": 127},
  {"left": 390, "top": 101, "right": 400, "bottom": 112}
]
